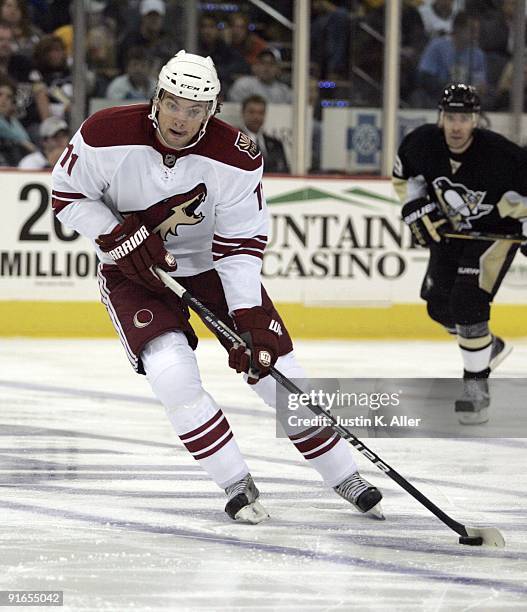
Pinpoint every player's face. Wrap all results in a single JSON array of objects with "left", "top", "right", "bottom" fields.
[
  {"left": 157, "top": 93, "right": 209, "bottom": 149},
  {"left": 442, "top": 112, "right": 476, "bottom": 153}
]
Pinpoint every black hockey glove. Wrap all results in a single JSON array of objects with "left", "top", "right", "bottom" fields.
[
  {"left": 229, "top": 307, "right": 281, "bottom": 385},
  {"left": 96, "top": 213, "right": 177, "bottom": 292},
  {"left": 401, "top": 197, "right": 448, "bottom": 247}
]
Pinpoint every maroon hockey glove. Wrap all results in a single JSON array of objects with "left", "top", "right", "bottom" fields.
[
  {"left": 96, "top": 213, "right": 176, "bottom": 292},
  {"left": 229, "top": 306, "right": 281, "bottom": 384},
  {"left": 401, "top": 197, "right": 448, "bottom": 247}
]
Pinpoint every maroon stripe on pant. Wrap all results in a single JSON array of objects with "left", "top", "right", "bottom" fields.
[
  {"left": 291, "top": 426, "right": 335, "bottom": 454},
  {"left": 179, "top": 409, "right": 223, "bottom": 441},
  {"left": 303, "top": 434, "right": 340, "bottom": 459},
  {"left": 289, "top": 425, "right": 321, "bottom": 441},
  {"left": 181, "top": 416, "right": 230, "bottom": 454},
  {"left": 194, "top": 431, "right": 234, "bottom": 460}
]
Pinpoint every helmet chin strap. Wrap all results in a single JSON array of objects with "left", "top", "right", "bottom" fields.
[{"left": 148, "top": 100, "right": 159, "bottom": 129}]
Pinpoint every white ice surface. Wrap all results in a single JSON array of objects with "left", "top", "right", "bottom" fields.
[{"left": 0, "top": 338, "right": 526, "bottom": 611}]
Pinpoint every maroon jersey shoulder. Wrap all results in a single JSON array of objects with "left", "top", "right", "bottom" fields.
[
  {"left": 194, "top": 118, "right": 262, "bottom": 171},
  {"left": 81, "top": 104, "right": 153, "bottom": 148}
]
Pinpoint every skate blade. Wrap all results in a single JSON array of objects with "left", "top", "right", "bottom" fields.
[
  {"left": 366, "top": 501, "right": 385, "bottom": 520},
  {"left": 234, "top": 500, "right": 270, "bottom": 524},
  {"left": 490, "top": 344, "right": 512, "bottom": 371}
]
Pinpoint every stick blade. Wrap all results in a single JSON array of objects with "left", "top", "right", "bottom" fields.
[{"left": 465, "top": 526, "right": 505, "bottom": 547}]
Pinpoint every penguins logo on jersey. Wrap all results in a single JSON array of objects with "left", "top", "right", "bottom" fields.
[
  {"left": 143, "top": 184, "right": 206, "bottom": 240},
  {"left": 235, "top": 132, "right": 260, "bottom": 160},
  {"left": 432, "top": 177, "right": 492, "bottom": 228}
]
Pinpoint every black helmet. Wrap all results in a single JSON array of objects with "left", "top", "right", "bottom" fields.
[{"left": 438, "top": 83, "right": 481, "bottom": 113}]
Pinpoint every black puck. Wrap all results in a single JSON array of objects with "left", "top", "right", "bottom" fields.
[{"left": 459, "top": 536, "right": 484, "bottom": 546}]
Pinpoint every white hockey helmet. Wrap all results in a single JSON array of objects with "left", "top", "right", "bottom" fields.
[{"left": 149, "top": 50, "right": 221, "bottom": 146}]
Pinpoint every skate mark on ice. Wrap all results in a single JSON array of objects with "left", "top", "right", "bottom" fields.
[{"left": 0, "top": 498, "right": 525, "bottom": 596}]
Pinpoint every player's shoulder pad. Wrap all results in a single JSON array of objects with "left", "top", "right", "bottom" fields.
[
  {"left": 195, "top": 117, "right": 263, "bottom": 171},
  {"left": 80, "top": 104, "right": 151, "bottom": 148}
]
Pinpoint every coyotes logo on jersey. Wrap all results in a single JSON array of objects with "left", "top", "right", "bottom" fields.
[{"left": 137, "top": 184, "right": 207, "bottom": 240}]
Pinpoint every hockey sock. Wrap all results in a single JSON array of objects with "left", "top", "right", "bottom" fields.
[
  {"left": 456, "top": 322, "right": 492, "bottom": 376},
  {"left": 142, "top": 332, "right": 248, "bottom": 488},
  {"left": 249, "top": 351, "right": 359, "bottom": 487}
]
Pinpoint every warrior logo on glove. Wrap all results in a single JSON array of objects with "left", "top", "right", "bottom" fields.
[
  {"left": 96, "top": 213, "right": 177, "bottom": 292},
  {"left": 106, "top": 225, "right": 150, "bottom": 261}
]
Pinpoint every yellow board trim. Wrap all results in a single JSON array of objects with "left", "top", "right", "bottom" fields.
[{"left": 1, "top": 301, "right": 527, "bottom": 338}]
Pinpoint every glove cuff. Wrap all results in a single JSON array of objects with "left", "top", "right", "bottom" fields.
[{"left": 233, "top": 306, "right": 269, "bottom": 332}]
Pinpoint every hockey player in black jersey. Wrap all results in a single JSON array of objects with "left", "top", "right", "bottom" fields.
[{"left": 393, "top": 83, "right": 527, "bottom": 424}]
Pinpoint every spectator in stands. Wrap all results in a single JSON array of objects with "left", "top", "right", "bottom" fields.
[
  {"left": 415, "top": 12, "right": 487, "bottom": 107},
  {"left": 18, "top": 115, "right": 68, "bottom": 169},
  {"left": 354, "top": 0, "right": 427, "bottom": 105},
  {"left": 117, "top": 0, "right": 179, "bottom": 77},
  {"left": 0, "top": 74, "right": 34, "bottom": 165},
  {"left": 228, "top": 12, "right": 267, "bottom": 67},
  {"left": 53, "top": 0, "right": 112, "bottom": 63},
  {"left": 33, "top": 34, "right": 72, "bottom": 121},
  {"left": 198, "top": 13, "right": 249, "bottom": 91},
  {"left": 311, "top": 0, "right": 352, "bottom": 80},
  {"left": 228, "top": 48, "right": 292, "bottom": 104},
  {"left": 106, "top": 47, "right": 155, "bottom": 100},
  {"left": 240, "top": 94, "right": 289, "bottom": 174},
  {"left": 418, "top": 0, "right": 457, "bottom": 38},
  {"left": 493, "top": 50, "right": 527, "bottom": 111},
  {"left": 0, "top": 0, "right": 40, "bottom": 57},
  {"left": 468, "top": 0, "right": 514, "bottom": 97},
  {"left": 86, "top": 16, "right": 119, "bottom": 99},
  {"left": 31, "top": 0, "right": 73, "bottom": 34},
  {"left": 0, "top": 21, "right": 50, "bottom": 137}
]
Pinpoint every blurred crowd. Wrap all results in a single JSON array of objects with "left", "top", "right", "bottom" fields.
[{"left": 0, "top": 0, "right": 526, "bottom": 170}]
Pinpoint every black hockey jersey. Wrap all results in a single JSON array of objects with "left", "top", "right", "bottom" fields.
[{"left": 393, "top": 124, "right": 527, "bottom": 233}]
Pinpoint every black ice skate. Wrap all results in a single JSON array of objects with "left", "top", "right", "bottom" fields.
[
  {"left": 224, "top": 473, "right": 269, "bottom": 524},
  {"left": 334, "top": 472, "right": 384, "bottom": 519},
  {"left": 489, "top": 336, "right": 512, "bottom": 371},
  {"left": 455, "top": 378, "right": 490, "bottom": 425}
]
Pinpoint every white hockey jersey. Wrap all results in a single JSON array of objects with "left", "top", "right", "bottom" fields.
[{"left": 51, "top": 104, "right": 268, "bottom": 313}]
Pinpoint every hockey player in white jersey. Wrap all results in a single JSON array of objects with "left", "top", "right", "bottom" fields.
[{"left": 51, "top": 50, "right": 382, "bottom": 523}]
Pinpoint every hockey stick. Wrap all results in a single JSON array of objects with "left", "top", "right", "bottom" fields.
[
  {"left": 155, "top": 267, "right": 505, "bottom": 548},
  {"left": 443, "top": 231, "right": 526, "bottom": 243}
]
